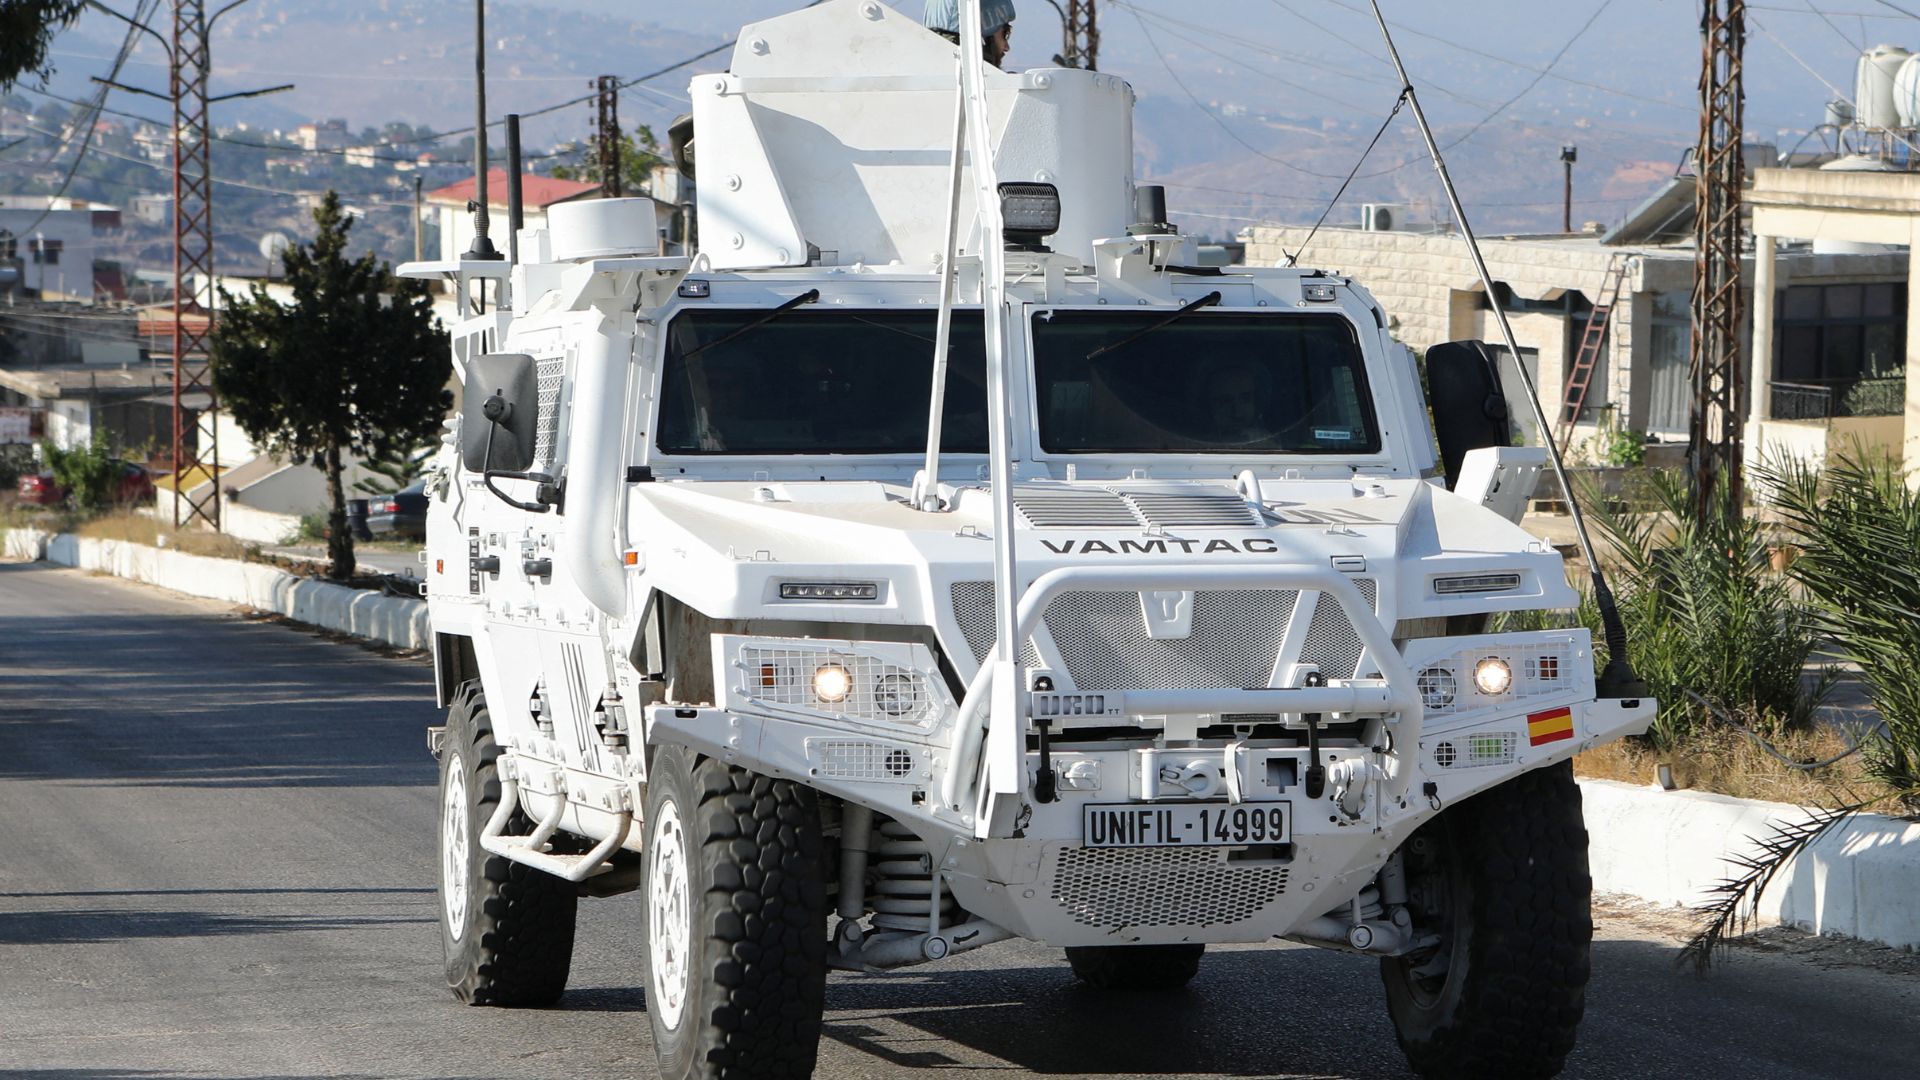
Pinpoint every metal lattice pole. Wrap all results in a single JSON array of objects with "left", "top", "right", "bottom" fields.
[
  {"left": 170, "top": 0, "right": 218, "bottom": 530},
  {"left": 1064, "top": 0, "right": 1099, "bottom": 71},
  {"left": 596, "top": 75, "right": 621, "bottom": 199},
  {"left": 1690, "top": 0, "right": 1746, "bottom": 518}
]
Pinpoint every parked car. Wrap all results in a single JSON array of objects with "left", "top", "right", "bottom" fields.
[
  {"left": 15, "top": 460, "right": 155, "bottom": 507},
  {"left": 366, "top": 481, "right": 428, "bottom": 540}
]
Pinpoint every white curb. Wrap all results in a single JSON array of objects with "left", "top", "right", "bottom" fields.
[
  {"left": 3, "top": 528, "right": 429, "bottom": 651},
  {"left": 1582, "top": 778, "right": 1920, "bottom": 951}
]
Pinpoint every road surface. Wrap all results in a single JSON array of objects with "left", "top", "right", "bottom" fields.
[{"left": 2, "top": 561, "right": 1916, "bottom": 1080}]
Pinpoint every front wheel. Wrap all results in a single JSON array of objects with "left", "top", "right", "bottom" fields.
[
  {"left": 643, "top": 744, "right": 828, "bottom": 1080},
  {"left": 438, "top": 681, "right": 578, "bottom": 1006},
  {"left": 1381, "top": 761, "right": 1592, "bottom": 1080}
]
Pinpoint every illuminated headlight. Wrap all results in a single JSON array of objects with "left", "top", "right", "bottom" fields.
[
  {"left": 812, "top": 663, "right": 853, "bottom": 704},
  {"left": 1473, "top": 657, "right": 1514, "bottom": 695},
  {"left": 779, "top": 581, "right": 880, "bottom": 601},
  {"left": 727, "top": 637, "right": 943, "bottom": 725},
  {"left": 1433, "top": 572, "right": 1523, "bottom": 596}
]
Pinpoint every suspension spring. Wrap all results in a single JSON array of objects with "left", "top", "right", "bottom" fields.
[{"left": 869, "top": 818, "right": 960, "bottom": 932}]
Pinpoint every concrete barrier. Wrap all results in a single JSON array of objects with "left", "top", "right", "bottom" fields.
[
  {"left": 1582, "top": 779, "right": 1920, "bottom": 951},
  {"left": 2, "top": 527, "right": 429, "bottom": 651}
]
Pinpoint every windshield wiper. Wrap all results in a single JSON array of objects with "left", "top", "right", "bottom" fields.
[
  {"left": 1083, "top": 290, "right": 1222, "bottom": 361},
  {"left": 680, "top": 288, "right": 820, "bottom": 361}
]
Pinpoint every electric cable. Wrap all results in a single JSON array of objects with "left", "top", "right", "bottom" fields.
[
  {"left": 17, "top": 0, "right": 161, "bottom": 235},
  {"left": 1286, "top": 88, "right": 1409, "bottom": 265}
]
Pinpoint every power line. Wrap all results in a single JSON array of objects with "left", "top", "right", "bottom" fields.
[{"left": 19, "top": 0, "right": 162, "bottom": 235}]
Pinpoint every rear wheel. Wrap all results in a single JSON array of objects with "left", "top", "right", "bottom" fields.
[
  {"left": 1381, "top": 761, "right": 1592, "bottom": 1080},
  {"left": 643, "top": 744, "right": 829, "bottom": 1080},
  {"left": 1065, "top": 943, "right": 1205, "bottom": 990},
  {"left": 438, "top": 681, "right": 579, "bottom": 1006}
]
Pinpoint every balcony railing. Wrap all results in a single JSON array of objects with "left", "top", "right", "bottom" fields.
[{"left": 1770, "top": 377, "right": 1905, "bottom": 421}]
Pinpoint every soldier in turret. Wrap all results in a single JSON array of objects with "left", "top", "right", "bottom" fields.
[{"left": 924, "top": 0, "right": 1016, "bottom": 68}]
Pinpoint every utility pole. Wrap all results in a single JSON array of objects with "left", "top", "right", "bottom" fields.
[
  {"left": 595, "top": 75, "right": 621, "bottom": 198},
  {"left": 170, "top": 0, "right": 218, "bottom": 530},
  {"left": 1560, "top": 144, "right": 1577, "bottom": 233},
  {"left": 412, "top": 174, "right": 424, "bottom": 261},
  {"left": 1063, "top": 0, "right": 1099, "bottom": 71},
  {"left": 1691, "top": 0, "right": 1747, "bottom": 517}
]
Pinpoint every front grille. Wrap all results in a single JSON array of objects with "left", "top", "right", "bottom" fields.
[
  {"left": 949, "top": 579, "right": 1377, "bottom": 687},
  {"left": 1123, "top": 491, "right": 1262, "bottom": 528},
  {"left": 1049, "top": 846, "right": 1290, "bottom": 928},
  {"left": 1044, "top": 589, "right": 1299, "bottom": 690},
  {"left": 1007, "top": 485, "right": 1260, "bottom": 529}
]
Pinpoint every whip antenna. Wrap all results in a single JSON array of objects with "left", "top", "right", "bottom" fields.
[{"left": 1364, "top": 0, "right": 1644, "bottom": 697}]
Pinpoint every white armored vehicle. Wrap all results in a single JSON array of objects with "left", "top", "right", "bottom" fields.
[{"left": 410, "top": 3, "right": 1653, "bottom": 1078}]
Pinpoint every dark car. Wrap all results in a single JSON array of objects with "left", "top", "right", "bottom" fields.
[
  {"left": 16, "top": 460, "right": 155, "bottom": 507},
  {"left": 366, "top": 480, "right": 429, "bottom": 540}
]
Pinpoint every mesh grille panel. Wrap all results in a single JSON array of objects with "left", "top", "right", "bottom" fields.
[
  {"left": 1298, "top": 579, "right": 1377, "bottom": 679},
  {"left": 1049, "top": 846, "right": 1290, "bottom": 927},
  {"left": 803, "top": 738, "right": 921, "bottom": 783},
  {"left": 534, "top": 354, "right": 566, "bottom": 465},
  {"left": 1432, "top": 730, "right": 1519, "bottom": 770},
  {"left": 1044, "top": 590, "right": 1299, "bottom": 690},
  {"left": 1420, "top": 641, "right": 1576, "bottom": 715},
  {"left": 948, "top": 582, "right": 1041, "bottom": 667}
]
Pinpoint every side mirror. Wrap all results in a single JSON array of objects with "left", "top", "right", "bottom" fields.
[
  {"left": 1424, "top": 340, "right": 1512, "bottom": 490},
  {"left": 461, "top": 352, "right": 538, "bottom": 474}
]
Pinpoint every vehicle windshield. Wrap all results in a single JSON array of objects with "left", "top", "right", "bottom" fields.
[
  {"left": 657, "top": 310, "right": 989, "bottom": 455},
  {"left": 1030, "top": 311, "right": 1381, "bottom": 454}
]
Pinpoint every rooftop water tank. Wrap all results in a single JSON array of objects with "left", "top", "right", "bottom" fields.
[
  {"left": 1856, "top": 44, "right": 1911, "bottom": 130},
  {"left": 1894, "top": 53, "right": 1920, "bottom": 127}
]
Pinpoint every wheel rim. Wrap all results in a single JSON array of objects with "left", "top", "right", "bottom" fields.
[
  {"left": 1394, "top": 831, "right": 1467, "bottom": 1010},
  {"left": 441, "top": 752, "right": 470, "bottom": 939},
  {"left": 647, "top": 797, "right": 692, "bottom": 1030}
]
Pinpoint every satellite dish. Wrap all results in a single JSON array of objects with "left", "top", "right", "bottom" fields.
[{"left": 258, "top": 232, "right": 291, "bottom": 261}]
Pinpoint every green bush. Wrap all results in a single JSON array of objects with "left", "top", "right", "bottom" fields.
[
  {"left": 42, "top": 434, "right": 118, "bottom": 513},
  {"left": 0, "top": 443, "right": 33, "bottom": 489},
  {"left": 1764, "top": 450, "right": 1920, "bottom": 803},
  {"left": 1587, "top": 470, "right": 1832, "bottom": 750}
]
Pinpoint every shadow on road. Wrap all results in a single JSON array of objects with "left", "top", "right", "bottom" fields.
[
  {"left": 0, "top": 908, "right": 432, "bottom": 945},
  {"left": 0, "top": 563, "right": 436, "bottom": 788}
]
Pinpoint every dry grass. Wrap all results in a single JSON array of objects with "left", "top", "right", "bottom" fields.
[
  {"left": 1576, "top": 728, "right": 1907, "bottom": 815},
  {"left": 72, "top": 511, "right": 258, "bottom": 561}
]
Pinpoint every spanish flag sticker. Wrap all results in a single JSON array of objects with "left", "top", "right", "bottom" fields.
[{"left": 1527, "top": 706, "right": 1575, "bottom": 746}]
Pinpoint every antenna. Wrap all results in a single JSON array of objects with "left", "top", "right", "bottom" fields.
[
  {"left": 464, "top": 0, "right": 501, "bottom": 261},
  {"left": 1364, "top": 0, "right": 1645, "bottom": 699}
]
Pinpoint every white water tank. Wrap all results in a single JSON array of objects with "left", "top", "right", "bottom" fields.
[
  {"left": 1856, "top": 44, "right": 1911, "bottom": 130},
  {"left": 1894, "top": 53, "right": 1920, "bottom": 127}
]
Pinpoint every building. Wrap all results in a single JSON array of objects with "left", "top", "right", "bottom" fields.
[
  {"left": 424, "top": 169, "right": 601, "bottom": 265},
  {"left": 294, "top": 119, "right": 349, "bottom": 152},
  {"left": 0, "top": 196, "right": 121, "bottom": 304},
  {"left": 1241, "top": 200, "right": 1908, "bottom": 462}
]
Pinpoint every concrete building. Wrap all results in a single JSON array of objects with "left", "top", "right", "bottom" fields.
[
  {"left": 295, "top": 119, "right": 349, "bottom": 152},
  {"left": 0, "top": 196, "right": 120, "bottom": 304},
  {"left": 1747, "top": 167, "right": 1920, "bottom": 478},
  {"left": 1241, "top": 213, "right": 1907, "bottom": 460}
]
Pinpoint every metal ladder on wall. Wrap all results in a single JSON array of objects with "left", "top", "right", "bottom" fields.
[{"left": 1553, "top": 253, "right": 1627, "bottom": 451}]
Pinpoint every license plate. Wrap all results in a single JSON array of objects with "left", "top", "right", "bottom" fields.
[{"left": 1082, "top": 802, "right": 1292, "bottom": 848}]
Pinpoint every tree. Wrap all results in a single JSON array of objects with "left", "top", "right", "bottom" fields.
[
  {"left": 211, "top": 190, "right": 448, "bottom": 580},
  {"left": 0, "top": 0, "right": 83, "bottom": 91},
  {"left": 551, "top": 126, "right": 666, "bottom": 189}
]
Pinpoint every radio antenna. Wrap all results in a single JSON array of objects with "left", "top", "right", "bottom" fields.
[{"left": 1364, "top": 0, "right": 1644, "bottom": 697}]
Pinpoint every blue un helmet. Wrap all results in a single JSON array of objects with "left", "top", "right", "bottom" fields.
[{"left": 924, "top": 0, "right": 1017, "bottom": 36}]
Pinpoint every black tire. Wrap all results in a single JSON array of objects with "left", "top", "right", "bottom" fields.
[
  {"left": 643, "top": 744, "right": 828, "bottom": 1080},
  {"left": 438, "top": 680, "right": 578, "bottom": 1006},
  {"left": 1381, "top": 761, "right": 1592, "bottom": 1080},
  {"left": 1065, "top": 943, "right": 1205, "bottom": 990}
]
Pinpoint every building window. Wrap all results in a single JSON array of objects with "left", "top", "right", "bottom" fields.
[
  {"left": 1774, "top": 283, "right": 1906, "bottom": 418},
  {"left": 0, "top": 230, "right": 15, "bottom": 260},
  {"left": 27, "top": 238, "right": 62, "bottom": 265},
  {"left": 1645, "top": 291, "right": 1691, "bottom": 435}
]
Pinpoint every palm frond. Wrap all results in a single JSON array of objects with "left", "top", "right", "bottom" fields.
[{"left": 1678, "top": 802, "right": 1863, "bottom": 975}]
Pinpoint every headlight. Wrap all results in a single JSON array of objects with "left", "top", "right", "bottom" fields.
[
  {"left": 812, "top": 663, "right": 853, "bottom": 704},
  {"left": 1473, "top": 657, "right": 1513, "bottom": 695},
  {"left": 1418, "top": 666, "right": 1458, "bottom": 710},
  {"left": 874, "top": 674, "right": 920, "bottom": 717}
]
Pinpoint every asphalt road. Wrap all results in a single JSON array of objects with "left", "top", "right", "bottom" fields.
[{"left": 2, "top": 561, "right": 1917, "bottom": 1080}]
